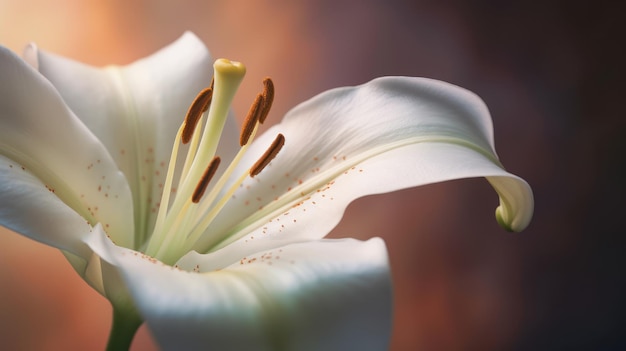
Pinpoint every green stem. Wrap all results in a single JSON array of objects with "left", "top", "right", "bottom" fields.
[{"left": 106, "top": 306, "right": 143, "bottom": 351}]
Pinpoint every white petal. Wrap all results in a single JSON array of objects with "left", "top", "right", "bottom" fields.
[
  {"left": 86, "top": 231, "right": 392, "bottom": 351},
  {"left": 0, "top": 155, "right": 92, "bottom": 259},
  {"left": 25, "top": 32, "right": 239, "bottom": 240},
  {"left": 196, "top": 77, "right": 533, "bottom": 252},
  {"left": 0, "top": 46, "right": 134, "bottom": 248}
]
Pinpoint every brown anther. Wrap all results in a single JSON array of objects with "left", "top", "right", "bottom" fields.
[
  {"left": 250, "top": 134, "right": 285, "bottom": 177},
  {"left": 192, "top": 157, "right": 221, "bottom": 203},
  {"left": 240, "top": 94, "right": 264, "bottom": 146},
  {"left": 182, "top": 87, "right": 213, "bottom": 144},
  {"left": 258, "top": 78, "right": 274, "bottom": 124}
]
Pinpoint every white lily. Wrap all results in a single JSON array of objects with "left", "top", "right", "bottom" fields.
[{"left": 0, "top": 32, "right": 533, "bottom": 350}]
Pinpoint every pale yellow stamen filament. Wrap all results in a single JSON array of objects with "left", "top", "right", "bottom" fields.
[
  {"left": 148, "top": 124, "right": 185, "bottom": 251},
  {"left": 181, "top": 171, "right": 249, "bottom": 254},
  {"left": 145, "top": 89, "right": 211, "bottom": 254},
  {"left": 178, "top": 111, "right": 204, "bottom": 189},
  {"left": 183, "top": 131, "right": 284, "bottom": 252},
  {"left": 192, "top": 78, "right": 274, "bottom": 221},
  {"left": 182, "top": 123, "right": 261, "bottom": 249},
  {"left": 196, "top": 120, "right": 261, "bottom": 216},
  {"left": 154, "top": 200, "right": 197, "bottom": 261}
]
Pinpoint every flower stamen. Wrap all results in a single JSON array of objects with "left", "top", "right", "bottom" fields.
[
  {"left": 258, "top": 77, "right": 274, "bottom": 124},
  {"left": 144, "top": 59, "right": 244, "bottom": 260},
  {"left": 240, "top": 94, "right": 264, "bottom": 146},
  {"left": 145, "top": 62, "right": 285, "bottom": 263},
  {"left": 251, "top": 133, "right": 285, "bottom": 177},
  {"left": 191, "top": 157, "right": 220, "bottom": 203},
  {"left": 182, "top": 87, "right": 213, "bottom": 144}
]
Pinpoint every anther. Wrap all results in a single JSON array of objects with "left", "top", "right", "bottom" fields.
[
  {"left": 182, "top": 87, "right": 213, "bottom": 144},
  {"left": 258, "top": 78, "right": 274, "bottom": 124},
  {"left": 240, "top": 94, "right": 264, "bottom": 146},
  {"left": 250, "top": 134, "right": 285, "bottom": 177},
  {"left": 192, "top": 157, "right": 221, "bottom": 203}
]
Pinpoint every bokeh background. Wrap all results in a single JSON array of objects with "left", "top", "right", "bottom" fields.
[{"left": 0, "top": 1, "right": 623, "bottom": 350}]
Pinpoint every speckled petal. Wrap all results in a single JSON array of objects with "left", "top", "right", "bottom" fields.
[
  {"left": 25, "top": 32, "right": 240, "bottom": 242},
  {"left": 86, "top": 230, "right": 391, "bottom": 351},
  {"left": 0, "top": 46, "right": 134, "bottom": 248},
  {"left": 0, "top": 155, "right": 93, "bottom": 258},
  {"left": 193, "top": 77, "right": 533, "bottom": 253}
]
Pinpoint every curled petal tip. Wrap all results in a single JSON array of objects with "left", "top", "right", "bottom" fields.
[
  {"left": 493, "top": 184, "right": 534, "bottom": 233},
  {"left": 495, "top": 206, "right": 515, "bottom": 232}
]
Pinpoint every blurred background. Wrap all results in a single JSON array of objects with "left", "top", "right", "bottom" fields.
[{"left": 0, "top": 0, "right": 623, "bottom": 350}]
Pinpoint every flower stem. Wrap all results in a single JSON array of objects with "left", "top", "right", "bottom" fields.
[{"left": 106, "top": 306, "right": 142, "bottom": 351}]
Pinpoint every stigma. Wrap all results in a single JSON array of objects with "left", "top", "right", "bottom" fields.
[{"left": 143, "top": 59, "right": 284, "bottom": 264}]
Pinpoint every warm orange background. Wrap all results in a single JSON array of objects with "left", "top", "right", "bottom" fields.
[{"left": 0, "top": 1, "right": 621, "bottom": 350}]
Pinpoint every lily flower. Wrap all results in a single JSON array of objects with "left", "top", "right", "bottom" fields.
[{"left": 0, "top": 32, "right": 533, "bottom": 350}]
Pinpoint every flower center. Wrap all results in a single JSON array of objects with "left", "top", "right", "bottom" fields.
[{"left": 142, "top": 59, "right": 284, "bottom": 264}]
